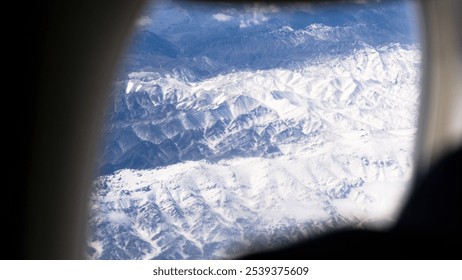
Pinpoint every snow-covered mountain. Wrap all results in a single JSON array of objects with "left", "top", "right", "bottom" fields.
[
  {"left": 87, "top": 0, "right": 421, "bottom": 259},
  {"left": 100, "top": 43, "right": 419, "bottom": 174},
  {"left": 88, "top": 44, "right": 420, "bottom": 259},
  {"left": 122, "top": 0, "right": 419, "bottom": 75}
]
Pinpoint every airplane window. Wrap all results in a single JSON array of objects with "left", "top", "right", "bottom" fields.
[{"left": 87, "top": 0, "right": 422, "bottom": 259}]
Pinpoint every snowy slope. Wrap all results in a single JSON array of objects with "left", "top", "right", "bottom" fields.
[
  {"left": 88, "top": 44, "right": 421, "bottom": 259},
  {"left": 100, "top": 44, "right": 420, "bottom": 174}
]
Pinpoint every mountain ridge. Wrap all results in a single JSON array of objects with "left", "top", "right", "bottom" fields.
[
  {"left": 100, "top": 43, "right": 420, "bottom": 175},
  {"left": 89, "top": 0, "right": 421, "bottom": 259},
  {"left": 89, "top": 43, "right": 420, "bottom": 259}
]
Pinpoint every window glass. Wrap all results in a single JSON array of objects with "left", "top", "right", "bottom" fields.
[{"left": 87, "top": 0, "right": 422, "bottom": 259}]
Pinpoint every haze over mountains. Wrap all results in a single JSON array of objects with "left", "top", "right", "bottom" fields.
[{"left": 87, "top": 0, "right": 421, "bottom": 259}]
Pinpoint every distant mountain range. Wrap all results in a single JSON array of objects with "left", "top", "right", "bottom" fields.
[{"left": 121, "top": 0, "right": 419, "bottom": 75}]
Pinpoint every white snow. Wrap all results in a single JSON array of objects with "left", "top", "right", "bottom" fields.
[
  {"left": 213, "top": 13, "right": 233, "bottom": 22},
  {"left": 107, "top": 211, "right": 131, "bottom": 225},
  {"left": 89, "top": 44, "right": 421, "bottom": 259}
]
